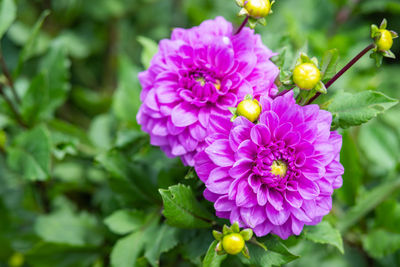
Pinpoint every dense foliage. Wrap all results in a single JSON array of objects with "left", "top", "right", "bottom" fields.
[{"left": 0, "top": 0, "right": 399, "bottom": 266}]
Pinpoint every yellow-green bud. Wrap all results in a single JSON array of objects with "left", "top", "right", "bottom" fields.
[
  {"left": 222, "top": 233, "right": 245, "bottom": 255},
  {"left": 236, "top": 99, "right": 261, "bottom": 122},
  {"left": 241, "top": 0, "right": 271, "bottom": 19},
  {"left": 377, "top": 29, "right": 394, "bottom": 52},
  {"left": 293, "top": 63, "right": 321, "bottom": 90}
]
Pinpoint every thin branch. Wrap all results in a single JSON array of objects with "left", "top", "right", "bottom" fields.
[
  {"left": 0, "top": 52, "right": 21, "bottom": 104},
  {"left": 235, "top": 16, "right": 249, "bottom": 35},
  {"left": 0, "top": 84, "right": 27, "bottom": 128},
  {"left": 306, "top": 43, "right": 375, "bottom": 105}
]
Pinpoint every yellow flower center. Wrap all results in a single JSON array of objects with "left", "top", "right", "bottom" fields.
[
  {"left": 293, "top": 63, "right": 321, "bottom": 90},
  {"left": 270, "top": 160, "right": 288, "bottom": 178},
  {"left": 222, "top": 233, "right": 245, "bottom": 255},
  {"left": 195, "top": 76, "right": 206, "bottom": 86},
  {"left": 214, "top": 79, "right": 221, "bottom": 90}
]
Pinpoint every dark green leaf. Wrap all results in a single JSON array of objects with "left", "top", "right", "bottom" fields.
[
  {"left": 328, "top": 91, "right": 398, "bottom": 129},
  {"left": 159, "top": 184, "right": 212, "bottom": 228},
  {"left": 362, "top": 229, "right": 400, "bottom": 258},
  {"left": 320, "top": 49, "right": 339, "bottom": 81}
]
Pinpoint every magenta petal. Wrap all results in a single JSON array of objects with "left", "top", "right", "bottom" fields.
[
  {"left": 266, "top": 202, "right": 290, "bottom": 226},
  {"left": 171, "top": 102, "right": 198, "bottom": 127},
  {"left": 253, "top": 220, "right": 273, "bottom": 237},
  {"left": 291, "top": 217, "right": 304, "bottom": 235},
  {"left": 205, "top": 140, "right": 235, "bottom": 167},
  {"left": 290, "top": 206, "right": 312, "bottom": 222},
  {"left": 240, "top": 206, "right": 266, "bottom": 228},
  {"left": 229, "top": 159, "right": 252, "bottom": 179},
  {"left": 215, "top": 196, "right": 235, "bottom": 212},
  {"left": 257, "top": 185, "right": 268, "bottom": 206},
  {"left": 229, "top": 125, "right": 251, "bottom": 150},
  {"left": 250, "top": 124, "right": 271, "bottom": 146},
  {"left": 298, "top": 177, "right": 320, "bottom": 200},
  {"left": 267, "top": 189, "right": 284, "bottom": 211},
  {"left": 237, "top": 140, "right": 258, "bottom": 160},
  {"left": 284, "top": 190, "right": 303, "bottom": 208}
]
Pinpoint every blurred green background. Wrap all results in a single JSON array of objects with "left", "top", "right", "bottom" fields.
[{"left": 0, "top": 0, "right": 400, "bottom": 266}]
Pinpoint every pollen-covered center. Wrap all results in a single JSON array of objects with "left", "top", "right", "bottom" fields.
[{"left": 270, "top": 160, "right": 288, "bottom": 178}]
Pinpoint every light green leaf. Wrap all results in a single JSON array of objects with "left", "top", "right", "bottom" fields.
[
  {"left": 338, "top": 178, "right": 400, "bottom": 233},
  {"left": 240, "top": 237, "right": 299, "bottom": 267},
  {"left": 7, "top": 126, "right": 51, "bottom": 181},
  {"left": 328, "top": 91, "right": 398, "bottom": 129},
  {"left": 35, "top": 198, "right": 103, "bottom": 246},
  {"left": 144, "top": 224, "right": 179, "bottom": 267},
  {"left": 202, "top": 240, "right": 227, "bottom": 267},
  {"left": 104, "top": 210, "right": 146, "bottom": 235},
  {"left": 113, "top": 55, "right": 141, "bottom": 126},
  {"left": 110, "top": 220, "right": 158, "bottom": 267},
  {"left": 362, "top": 229, "right": 400, "bottom": 258},
  {"left": 320, "top": 49, "right": 339, "bottom": 81},
  {"left": 0, "top": 0, "right": 16, "bottom": 39},
  {"left": 137, "top": 36, "right": 158, "bottom": 69},
  {"left": 303, "top": 221, "right": 344, "bottom": 254},
  {"left": 159, "top": 184, "right": 212, "bottom": 228}
]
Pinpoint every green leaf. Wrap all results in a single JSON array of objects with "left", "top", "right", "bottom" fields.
[
  {"left": 362, "top": 229, "right": 400, "bottom": 258},
  {"left": 338, "top": 178, "right": 400, "bottom": 233},
  {"left": 110, "top": 220, "right": 158, "bottom": 267},
  {"left": 303, "top": 221, "right": 344, "bottom": 254},
  {"left": 320, "top": 49, "right": 339, "bottom": 81},
  {"left": 328, "top": 91, "right": 398, "bottom": 129},
  {"left": 0, "top": 0, "right": 16, "bottom": 39},
  {"left": 240, "top": 237, "right": 299, "bottom": 267},
  {"left": 144, "top": 224, "right": 179, "bottom": 267},
  {"left": 104, "top": 210, "right": 146, "bottom": 235},
  {"left": 137, "top": 36, "right": 158, "bottom": 69},
  {"left": 337, "top": 131, "right": 363, "bottom": 205},
  {"left": 113, "top": 55, "right": 141, "bottom": 126},
  {"left": 34, "top": 198, "right": 103, "bottom": 246},
  {"left": 21, "top": 43, "right": 70, "bottom": 125},
  {"left": 7, "top": 126, "right": 51, "bottom": 181},
  {"left": 202, "top": 240, "right": 227, "bottom": 267},
  {"left": 375, "top": 200, "right": 400, "bottom": 233},
  {"left": 159, "top": 184, "right": 212, "bottom": 228},
  {"left": 14, "top": 10, "right": 50, "bottom": 77}
]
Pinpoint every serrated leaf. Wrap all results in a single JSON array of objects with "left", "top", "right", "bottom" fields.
[
  {"left": 303, "top": 221, "right": 344, "bottom": 254},
  {"left": 137, "top": 36, "right": 158, "bottom": 69},
  {"left": 240, "top": 237, "right": 299, "bottom": 267},
  {"left": 104, "top": 210, "right": 146, "bottom": 235},
  {"left": 362, "top": 229, "right": 400, "bottom": 258},
  {"left": 0, "top": 0, "right": 16, "bottom": 40},
  {"left": 144, "top": 224, "right": 179, "bottom": 267},
  {"left": 328, "top": 91, "right": 398, "bottom": 129},
  {"left": 7, "top": 126, "right": 51, "bottom": 181},
  {"left": 338, "top": 178, "right": 400, "bottom": 233},
  {"left": 202, "top": 240, "right": 227, "bottom": 267},
  {"left": 159, "top": 184, "right": 212, "bottom": 228}
]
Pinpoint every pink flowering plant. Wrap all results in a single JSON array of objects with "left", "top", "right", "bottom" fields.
[{"left": 1, "top": 0, "right": 400, "bottom": 267}]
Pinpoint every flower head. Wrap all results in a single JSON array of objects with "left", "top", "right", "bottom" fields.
[
  {"left": 293, "top": 63, "right": 321, "bottom": 91},
  {"left": 137, "top": 17, "right": 279, "bottom": 166},
  {"left": 194, "top": 92, "right": 344, "bottom": 239}
]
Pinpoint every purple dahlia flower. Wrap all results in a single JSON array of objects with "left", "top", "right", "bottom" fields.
[
  {"left": 137, "top": 17, "right": 279, "bottom": 166},
  {"left": 194, "top": 92, "right": 344, "bottom": 239}
]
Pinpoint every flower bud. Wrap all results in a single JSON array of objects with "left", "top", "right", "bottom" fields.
[
  {"left": 222, "top": 233, "right": 245, "bottom": 255},
  {"left": 377, "top": 29, "right": 393, "bottom": 52},
  {"left": 293, "top": 63, "right": 321, "bottom": 90},
  {"left": 238, "top": 0, "right": 272, "bottom": 19},
  {"left": 236, "top": 99, "right": 261, "bottom": 122}
]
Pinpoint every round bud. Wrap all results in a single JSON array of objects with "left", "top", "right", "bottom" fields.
[
  {"left": 243, "top": 0, "right": 271, "bottom": 19},
  {"left": 222, "top": 233, "right": 245, "bottom": 255},
  {"left": 293, "top": 63, "right": 321, "bottom": 90},
  {"left": 377, "top": 29, "right": 393, "bottom": 52},
  {"left": 236, "top": 99, "right": 261, "bottom": 122}
]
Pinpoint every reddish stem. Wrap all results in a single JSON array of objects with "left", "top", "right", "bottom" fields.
[
  {"left": 235, "top": 16, "right": 249, "bottom": 35},
  {"left": 306, "top": 43, "right": 375, "bottom": 105}
]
